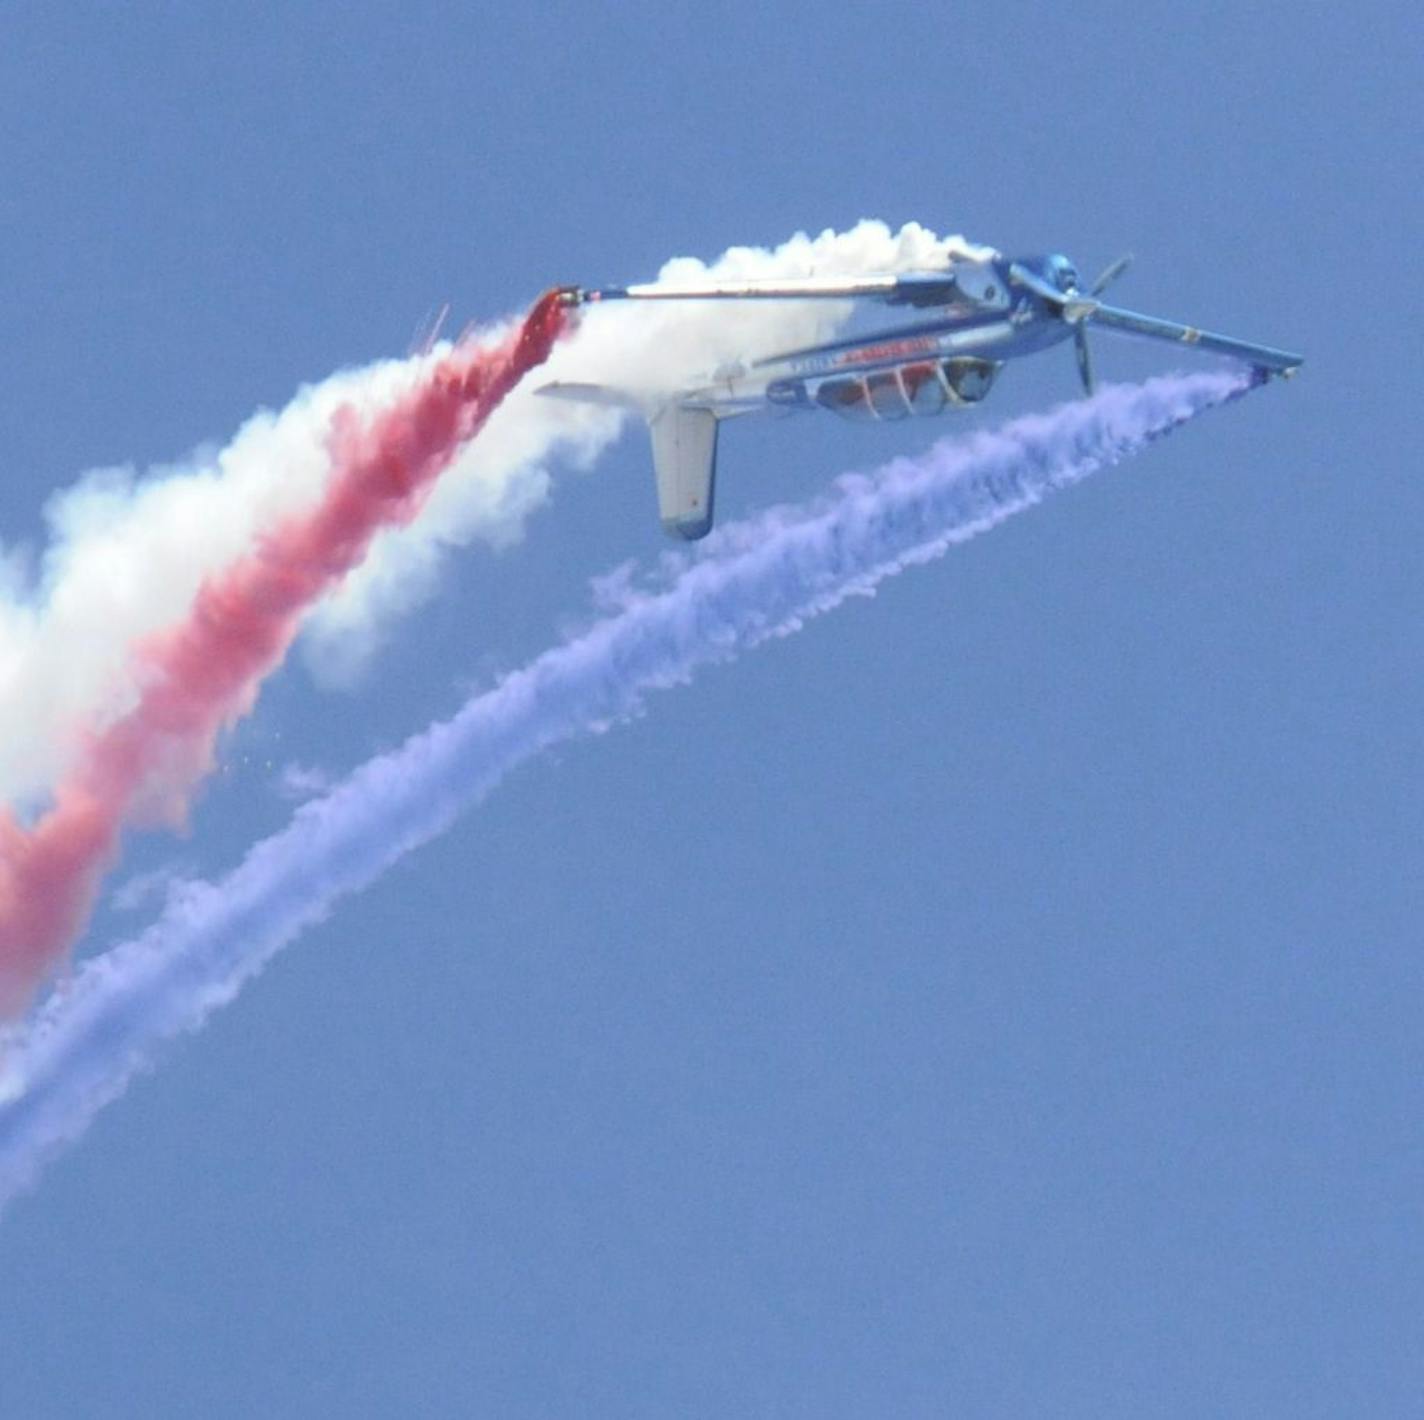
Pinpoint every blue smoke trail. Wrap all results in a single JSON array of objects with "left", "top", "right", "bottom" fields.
[{"left": 0, "top": 368, "right": 1256, "bottom": 1209}]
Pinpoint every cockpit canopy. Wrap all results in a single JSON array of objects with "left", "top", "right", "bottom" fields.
[
  {"left": 812, "top": 358, "right": 1001, "bottom": 422},
  {"left": 1042, "top": 253, "right": 1080, "bottom": 294}
]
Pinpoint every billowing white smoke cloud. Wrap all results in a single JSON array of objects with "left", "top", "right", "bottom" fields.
[
  {"left": 0, "top": 353, "right": 442, "bottom": 809},
  {"left": 0, "top": 367, "right": 1255, "bottom": 1207},
  {"left": 302, "top": 220, "right": 992, "bottom": 681},
  {"left": 0, "top": 221, "right": 988, "bottom": 803}
]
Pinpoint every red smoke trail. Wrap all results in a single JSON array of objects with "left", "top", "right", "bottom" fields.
[{"left": 0, "top": 290, "right": 568, "bottom": 1015}]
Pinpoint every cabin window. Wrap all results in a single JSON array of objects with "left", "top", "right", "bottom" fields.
[
  {"left": 815, "top": 377, "right": 876, "bottom": 421},
  {"left": 942, "top": 357, "right": 999, "bottom": 404},
  {"left": 867, "top": 371, "right": 909, "bottom": 420},
  {"left": 901, "top": 363, "right": 947, "bottom": 415}
]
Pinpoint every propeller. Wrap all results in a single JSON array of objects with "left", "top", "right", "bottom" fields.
[
  {"left": 1069, "top": 254, "right": 1132, "bottom": 395},
  {"left": 1089, "top": 253, "right": 1132, "bottom": 296},
  {"left": 1074, "top": 327, "right": 1095, "bottom": 397}
]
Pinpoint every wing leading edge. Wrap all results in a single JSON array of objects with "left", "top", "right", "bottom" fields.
[{"left": 567, "top": 272, "right": 971, "bottom": 309}]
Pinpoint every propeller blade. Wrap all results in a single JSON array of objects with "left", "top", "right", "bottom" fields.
[
  {"left": 1075, "top": 327, "right": 1095, "bottom": 396},
  {"left": 1089, "top": 253, "right": 1133, "bottom": 297}
]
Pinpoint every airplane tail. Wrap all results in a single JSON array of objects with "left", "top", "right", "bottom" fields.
[
  {"left": 538, "top": 383, "right": 719, "bottom": 540},
  {"left": 649, "top": 406, "right": 718, "bottom": 540}
]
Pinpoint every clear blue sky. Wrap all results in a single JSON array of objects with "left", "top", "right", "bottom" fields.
[{"left": 1, "top": 3, "right": 1419, "bottom": 1415}]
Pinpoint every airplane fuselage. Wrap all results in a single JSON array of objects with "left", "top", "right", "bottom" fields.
[{"left": 680, "top": 257, "right": 1075, "bottom": 422}]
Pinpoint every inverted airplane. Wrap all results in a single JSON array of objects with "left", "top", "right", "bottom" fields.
[{"left": 540, "top": 252, "right": 1302, "bottom": 540}]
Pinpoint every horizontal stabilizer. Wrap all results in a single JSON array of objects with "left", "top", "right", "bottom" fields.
[{"left": 535, "top": 381, "right": 646, "bottom": 410}]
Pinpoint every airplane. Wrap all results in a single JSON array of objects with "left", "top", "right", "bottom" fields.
[{"left": 540, "top": 252, "right": 1302, "bottom": 540}]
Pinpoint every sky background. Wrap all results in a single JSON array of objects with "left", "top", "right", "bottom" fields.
[{"left": 1, "top": 2, "right": 1420, "bottom": 1416}]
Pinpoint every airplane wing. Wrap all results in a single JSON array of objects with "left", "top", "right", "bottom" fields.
[
  {"left": 567, "top": 272, "right": 966, "bottom": 308},
  {"left": 1002, "top": 261, "right": 1302, "bottom": 379},
  {"left": 1086, "top": 302, "right": 1303, "bottom": 376}
]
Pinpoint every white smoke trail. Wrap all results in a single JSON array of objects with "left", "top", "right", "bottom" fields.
[
  {"left": 0, "top": 367, "right": 1255, "bottom": 1208},
  {"left": 1, "top": 221, "right": 981, "bottom": 802}
]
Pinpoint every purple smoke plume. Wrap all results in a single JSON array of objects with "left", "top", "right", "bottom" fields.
[{"left": 0, "top": 367, "right": 1257, "bottom": 1209}]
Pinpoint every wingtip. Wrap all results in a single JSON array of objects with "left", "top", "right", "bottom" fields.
[{"left": 1254, "top": 356, "right": 1304, "bottom": 385}]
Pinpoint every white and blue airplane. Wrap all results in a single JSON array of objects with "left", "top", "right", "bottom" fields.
[{"left": 542, "top": 253, "right": 1302, "bottom": 539}]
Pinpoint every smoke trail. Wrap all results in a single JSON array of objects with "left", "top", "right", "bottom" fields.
[
  {"left": 0, "top": 343, "right": 459, "bottom": 808},
  {"left": 0, "top": 223, "right": 988, "bottom": 1004},
  {"left": 0, "top": 292, "right": 567, "bottom": 1014},
  {"left": 0, "top": 367, "right": 1257, "bottom": 1208}
]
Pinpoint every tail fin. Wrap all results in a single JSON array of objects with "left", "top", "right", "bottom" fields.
[
  {"left": 649, "top": 406, "right": 718, "bottom": 540},
  {"left": 536, "top": 383, "right": 719, "bottom": 540}
]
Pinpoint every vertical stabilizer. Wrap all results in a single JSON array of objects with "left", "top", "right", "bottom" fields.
[{"left": 649, "top": 406, "right": 719, "bottom": 540}]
